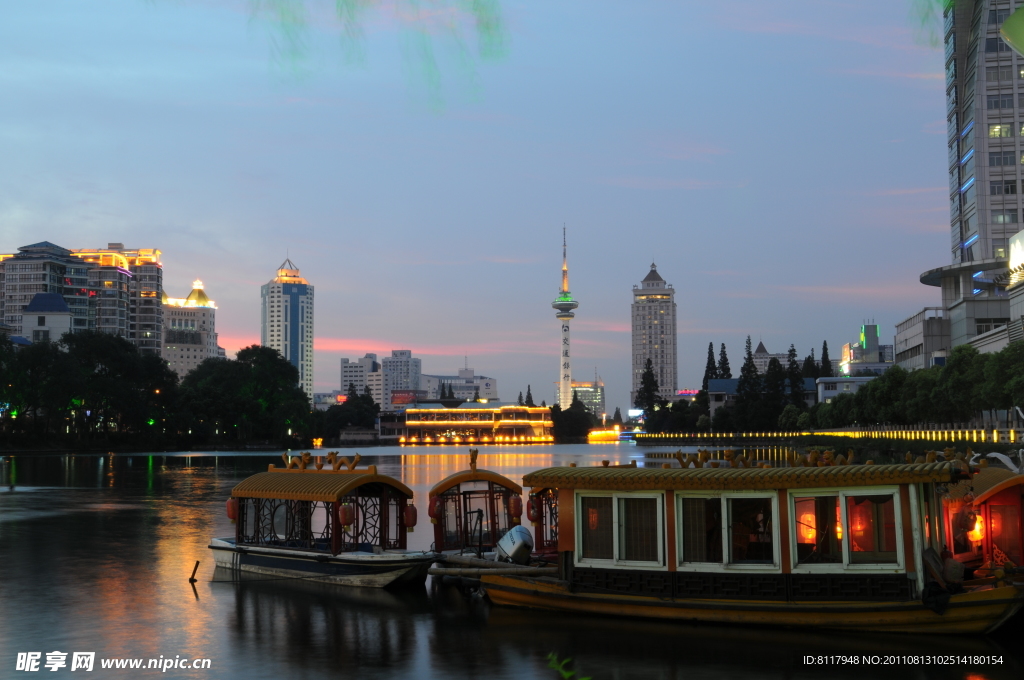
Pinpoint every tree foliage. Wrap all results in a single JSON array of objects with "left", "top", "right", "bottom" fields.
[
  {"left": 702, "top": 342, "right": 717, "bottom": 392},
  {"left": 717, "top": 343, "right": 732, "bottom": 379},
  {"left": 634, "top": 358, "right": 664, "bottom": 414}
]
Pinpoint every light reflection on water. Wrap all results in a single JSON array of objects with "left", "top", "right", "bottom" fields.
[{"left": 0, "top": 444, "right": 1022, "bottom": 679}]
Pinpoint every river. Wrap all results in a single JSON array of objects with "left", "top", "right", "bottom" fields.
[{"left": 0, "top": 444, "right": 1020, "bottom": 679}]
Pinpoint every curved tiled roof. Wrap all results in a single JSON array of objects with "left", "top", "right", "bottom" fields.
[
  {"left": 232, "top": 469, "right": 413, "bottom": 502},
  {"left": 429, "top": 469, "right": 522, "bottom": 497},
  {"left": 523, "top": 462, "right": 960, "bottom": 491}
]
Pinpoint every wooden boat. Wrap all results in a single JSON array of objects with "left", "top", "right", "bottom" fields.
[
  {"left": 210, "top": 453, "right": 436, "bottom": 588},
  {"left": 482, "top": 461, "right": 1024, "bottom": 633},
  {"left": 944, "top": 463, "right": 1024, "bottom": 574},
  {"left": 427, "top": 449, "right": 524, "bottom": 555}
]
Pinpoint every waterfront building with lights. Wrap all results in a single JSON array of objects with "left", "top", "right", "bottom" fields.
[
  {"left": 260, "top": 258, "right": 314, "bottom": 399},
  {"left": 631, "top": 263, "right": 677, "bottom": 404},
  {"left": 552, "top": 231, "right": 579, "bottom": 410},
  {"left": 162, "top": 279, "right": 222, "bottom": 378},
  {"left": 378, "top": 405, "right": 554, "bottom": 445}
]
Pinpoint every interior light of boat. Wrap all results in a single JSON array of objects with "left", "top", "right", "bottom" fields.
[
  {"left": 968, "top": 515, "right": 984, "bottom": 542},
  {"left": 835, "top": 521, "right": 843, "bottom": 541},
  {"left": 588, "top": 508, "right": 600, "bottom": 530},
  {"left": 798, "top": 513, "right": 816, "bottom": 542}
]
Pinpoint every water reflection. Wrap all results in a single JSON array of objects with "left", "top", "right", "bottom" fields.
[{"left": 0, "top": 446, "right": 1022, "bottom": 680}]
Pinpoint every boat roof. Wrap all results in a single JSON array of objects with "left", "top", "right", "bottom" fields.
[
  {"left": 523, "top": 462, "right": 961, "bottom": 492},
  {"left": 232, "top": 469, "right": 414, "bottom": 502},
  {"left": 946, "top": 467, "right": 1024, "bottom": 505},
  {"left": 429, "top": 469, "right": 522, "bottom": 497}
]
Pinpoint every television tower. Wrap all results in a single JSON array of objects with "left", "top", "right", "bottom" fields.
[{"left": 552, "top": 228, "right": 579, "bottom": 410}]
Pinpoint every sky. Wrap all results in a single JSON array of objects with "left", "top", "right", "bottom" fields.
[{"left": 1, "top": 0, "right": 951, "bottom": 413}]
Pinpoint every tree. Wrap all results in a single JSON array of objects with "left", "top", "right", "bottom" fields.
[
  {"left": 778, "top": 404, "right": 801, "bottom": 430},
  {"left": 517, "top": 391, "right": 524, "bottom": 406},
  {"left": 612, "top": 407, "right": 623, "bottom": 424},
  {"left": 550, "top": 396, "right": 595, "bottom": 441},
  {"left": 702, "top": 342, "right": 717, "bottom": 392},
  {"left": 820, "top": 341, "right": 833, "bottom": 378},
  {"left": 634, "top": 358, "right": 663, "bottom": 414},
  {"left": 786, "top": 344, "right": 804, "bottom": 408},
  {"left": 733, "top": 336, "right": 761, "bottom": 430},
  {"left": 473, "top": 386, "right": 480, "bottom": 401},
  {"left": 762, "top": 357, "right": 787, "bottom": 430},
  {"left": 717, "top": 343, "right": 732, "bottom": 379},
  {"left": 802, "top": 352, "right": 819, "bottom": 380},
  {"left": 525, "top": 384, "right": 535, "bottom": 407}
]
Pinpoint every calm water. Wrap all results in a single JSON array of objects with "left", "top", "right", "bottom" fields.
[{"left": 0, "top": 444, "right": 1021, "bottom": 680}]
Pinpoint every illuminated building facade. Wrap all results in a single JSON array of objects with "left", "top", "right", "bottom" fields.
[
  {"left": 0, "top": 242, "right": 92, "bottom": 337},
  {"left": 552, "top": 230, "right": 579, "bottom": 410},
  {"left": 261, "top": 258, "right": 314, "bottom": 399},
  {"left": 838, "top": 324, "right": 894, "bottom": 376},
  {"left": 162, "top": 279, "right": 221, "bottom": 377},
  {"left": 631, "top": 263, "right": 677, "bottom": 404},
  {"left": 380, "top": 405, "right": 554, "bottom": 445},
  {"left": 555, "top": 377, "right": 605, "bottom": 416},
  {"left": 72, "top": 244, "right": 164, "bottom": 355}
]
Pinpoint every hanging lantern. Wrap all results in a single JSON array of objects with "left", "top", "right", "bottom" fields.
[
  {"left": 526, "top": 497, "right": 543, "bottom": 524},
  {"left": 337, "top": 503, "right": 355, "bottom": 528},
  {"left": 225, "top": 497, "right": 238, "bottom": 523},
  {"left": 509, "top": 496, "right": 523, "bottom": 524},
  {"left": 428, "top": 496, "right": 443, "bottom": 524},
  {"left": 403, "top": 504, "right": 417, "bottom": 533},
  {"left": 798, "top": 513, "right": 816, "bottom": 542},
  {"left": 588, "top": 507, "right": 600, "bottom": 531}
]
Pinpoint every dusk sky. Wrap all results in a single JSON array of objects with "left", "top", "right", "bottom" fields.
[{"left": 2, "top": 1, "right": 949, "bottom": 412}]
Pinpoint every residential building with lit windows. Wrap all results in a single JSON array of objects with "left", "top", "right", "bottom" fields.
[
  {"left": 261, "top": 258, "right": 314, "bottom": 399},
  {"left": 631, "top": 263, "right": 677, "bottom": 405},
  {"left": 0, "top": 241, "right": 165, "bottom": 348},
  {"left": 162, "top": 280, "right": 222, "bottom": 378},
  {"left": 72, "top": 244, "right": 164, "bottom": 355}
]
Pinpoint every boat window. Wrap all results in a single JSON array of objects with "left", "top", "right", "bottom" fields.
[
  {"left": 618, "top": 497, "right": 659, "bottom": 562},
  {"left": 728, "top": 497, "right": 774, "bottom": 564},
  {"left": 989, "top": 504, "right": 1022, "bottom": 565},
  {"left": 793, "top": 496, "right": 842, "bottom": 564},
  {"left": 580, "top": 496, "right": 613, "bottom": 560},
  {"left": 847, "top": 495, "right": 898, "bottom": 564},
  {"left": 679, "top": 497, "right": 722, "bottom": 563},
  {"left": 272, "top": 502, "right": 289, "bottom": 541}
]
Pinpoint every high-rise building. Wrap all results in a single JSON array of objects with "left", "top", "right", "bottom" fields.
[
  {"left": 341, "top": 354, "right": 380, "bottom": 395},
  {"left": 551, "top": 230, "right": 579, "bottom": 410},
  {"left": 261, "top": 258, "right": 314, "bottom": 399},
  {"left": 162, "top": 279, "right": 221, "bottom": 378},
  {"left": 73, "top": 244, "right": 163, "bottom": 355},
  {"left": 1, "top": 242, "right": 92, "bottom": 336},
  {"left": 382, "top": 350, "right": 421, "bottom": 411},
  {"left": 631, "top": 263, "right": 677, "bottom": 404},
  {"left": 555, "top": 377, "right": 605, "bottom": 416},
  {"left": 896, "top": 4, "right": 1021, "bottom": 362}
]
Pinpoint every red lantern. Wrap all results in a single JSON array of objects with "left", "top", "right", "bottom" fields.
[
  {"left": 526, "top": 497, "right": 542, "bottom": 523},
  {"left": 226, "top": 497, "right": 238, "bottom": 522},
  {"left": 336, "top": 504, "right": 355, "bottom": 528},
  {"left": 428, "top": 496, "right": 443, "bottom": 524},
  {"left": 403, "top": 504, "right": 418, "bottom": 532},
  {"left": 509, "top": 496, "right": 523, "bottom": 522}
]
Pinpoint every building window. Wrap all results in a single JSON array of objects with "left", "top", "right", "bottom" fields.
[
  {"left": 987, "top": 65, "right": 1013, "bottom": 81},
  {"left": 994, "top": 239, "right": 1009, "bottom": 259},
  {"left": 990, "top": 9, "right": 1012, "bottom": 24},
  {"left": 989, "top": 123, "right": 1014, "bottom": 137},
  {"left": 986, "top": 37, "right": 1012, "bottom": 52},
  {"left": 31, "top": 330, "right": 50, "bottom": 342},
  {"left": 991, "top": 179, "right": 1018, "bottom": 195},
  {"left": 37, "top": 316, "right": 45, "bottom": 326},
  {"left": 990, "top": 150, "right": 1017, "bottom": 166},
  {"left": 987, "top": 93, "right": 1015, "bottom": 110},
  {"left": 992, "top": 209, "right": 1019, "bottom": 223}
]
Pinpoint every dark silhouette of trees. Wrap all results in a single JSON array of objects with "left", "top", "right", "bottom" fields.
[
  {"left": 717, "top": 343, "right": 732, "bottom": 379},
  {"left": 702, "top": 342, "right": 717, "bottom": 392},
  {"left": 634, "top": 358, "right": 664, "bottom": 414}
]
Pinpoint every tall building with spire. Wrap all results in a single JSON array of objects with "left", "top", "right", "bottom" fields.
[
  {"left": 162, "top": 279, "right": 222, "bottom": 378},
  {"left": 631, "top": 263, "right": 677, "bottom": 405},
  {"left": 261, "top": 258, "right": 314, "bottom": 399},
  {"left": 551, "top": 230, "right": 579, "bottom": 410}
]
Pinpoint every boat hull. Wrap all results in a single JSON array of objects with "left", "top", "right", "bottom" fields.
[
  {"left": 481, "top": 574, "right": 1024, "bottom": 634},
  {"left": 209, "top": 538, "right": 435, "bottom": 588}
]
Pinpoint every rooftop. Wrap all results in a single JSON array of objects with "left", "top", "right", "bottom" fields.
[{"left": 23, "top": 293, "right": 71, "bottom": 314}]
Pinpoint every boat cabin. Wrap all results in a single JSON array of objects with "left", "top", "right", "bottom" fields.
[
  {"left": 944, "top": 467, "right": 1024, "bottom": 569},
  {"left": 427, "top": 449, "right": 523, "bottom": 553},
  {"left": 231, "top": 459, "right": 417, "bottom": 555},
  {"left": 522, "top": 462, "right": 968, "bottom": 599}
]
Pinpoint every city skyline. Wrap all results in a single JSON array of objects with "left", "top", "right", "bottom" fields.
[{"left": 1, "top": 2, "right": 952, "bottom": 412}]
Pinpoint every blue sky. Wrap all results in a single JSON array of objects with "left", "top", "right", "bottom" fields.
[{"left": 1, "top": 1, "right": 949, "bottom": 412}]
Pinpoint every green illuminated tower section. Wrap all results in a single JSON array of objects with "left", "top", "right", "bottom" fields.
[{"left": 552, "top": 229, "right": 579, "bottom": 410}]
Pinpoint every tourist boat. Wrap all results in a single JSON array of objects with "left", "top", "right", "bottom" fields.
[
  {"left": 944, "top": 458, "right": 1024, "bottom": 574},
  {"left": 210, "top": 453, "right": 436, "bottom": 588},
  {"left": 482, "top": 461, "right": 1024, "bottom": 633},
  {"left": 427, "top": 449, "right": 524, "bottom": 555}
]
